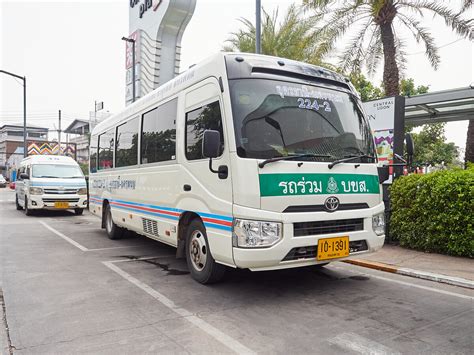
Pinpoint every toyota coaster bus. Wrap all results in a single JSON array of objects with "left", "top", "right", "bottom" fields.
[{"left": 89, "top": 53, "right": 386, "bottom": 284}]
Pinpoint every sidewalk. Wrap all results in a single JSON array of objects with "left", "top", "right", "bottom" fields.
[{"left": 345, "top": 244, "right": 474, "bottom": 288}]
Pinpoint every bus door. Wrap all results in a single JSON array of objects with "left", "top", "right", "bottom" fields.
[{"left": 180, "top": 78, "right": 234, "bottom": 265}]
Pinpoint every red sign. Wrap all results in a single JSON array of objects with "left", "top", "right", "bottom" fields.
[{"left": 125, "top": 30, "right": 141, "bottom": 69}]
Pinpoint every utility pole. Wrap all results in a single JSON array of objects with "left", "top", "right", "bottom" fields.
[
  {"left": 58, "top": 109, "right": 61, "bottom": 155},
  {"left": 0, "top": 70, "right": 27, "bottom": 157},
  {"left": 256, "top": 0, "right": 261, "bottom": 54}
]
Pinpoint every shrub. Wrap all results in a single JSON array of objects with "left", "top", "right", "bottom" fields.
[{"left": 390, "top": 167, "right": 474, "bottom": 258}]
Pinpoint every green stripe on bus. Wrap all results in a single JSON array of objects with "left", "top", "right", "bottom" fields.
[{"left": 259, "top": 173, "right": 380, "bottom": 197}]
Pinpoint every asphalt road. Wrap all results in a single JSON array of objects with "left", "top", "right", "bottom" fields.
[{"left": 0, "top": 188, "right": 473, "bottom": 354}]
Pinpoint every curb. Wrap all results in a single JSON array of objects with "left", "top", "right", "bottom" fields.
[{"left": 343, "top": 259, "right": 474, "bottom": 290}]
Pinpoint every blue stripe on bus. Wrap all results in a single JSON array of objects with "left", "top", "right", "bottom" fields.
[{"left": 90, "top": 195, "right": 232, "bottom": 232}]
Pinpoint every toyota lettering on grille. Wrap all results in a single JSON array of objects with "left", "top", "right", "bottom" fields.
[{"left": 324, "top": 196, "right": 340, "bottom": 212}]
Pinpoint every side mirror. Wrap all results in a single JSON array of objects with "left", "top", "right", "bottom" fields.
[
  {"left": 20, "top": 173, "right": 29, "bottom": 180},
  {"left": 377, "top": 165, "right": 390, "bottom": 184},
  {"left": 203, "top": 130, "right": 228, "bottom": 179},
  {"left": 405, "top": 133, "right": 414, "bottom": 157},
  {"left": 203, "top": 130, "right": 221, "bottom": 159}
]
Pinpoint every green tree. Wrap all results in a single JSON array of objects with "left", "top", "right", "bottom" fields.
[
  {"left": 303, "top": 0, "right": 473, "bottom": 96},
  {"left": 224, "top": 4, "right": 326, "bottom": 65},
  {"left": 411, "top": 123, "right": 459, "bottom": 166}
]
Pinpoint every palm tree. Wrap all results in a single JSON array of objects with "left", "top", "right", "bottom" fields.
[
  {"left": 303, "top": 0, "right": 473, "bottom": 96},
  {"left": 224, "top": 4, "right": 327, "bottom": 66}
]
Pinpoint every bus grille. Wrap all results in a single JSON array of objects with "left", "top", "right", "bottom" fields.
[
  {"left": 42, "top": 198, "right": 80, "bottom": 203},
  {"left": 142, "top": 218, "right": 159, "bottom": 237},
  {"left": 293, "top": 218, "right": 364, "bottom": 237}
]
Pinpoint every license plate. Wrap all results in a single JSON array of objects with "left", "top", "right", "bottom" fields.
[
  {"left": 317, "top": 236, "right": 350, "bottom": 261},
  {"left": 54, "top": 201, "right": 69, "bottom": 209}
]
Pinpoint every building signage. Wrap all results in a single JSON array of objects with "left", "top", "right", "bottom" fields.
[
  {"left": 363, "top": 97, "right": 396, "bottom": 163},
  {"left": 130, "top": 0, "right": 163, "bottom": 18},
  {"left": 126, "top": 0, "right": 196, "bottom": 105}
]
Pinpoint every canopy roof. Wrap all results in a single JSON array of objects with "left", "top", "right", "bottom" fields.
[{"left": 405, "top": 86, "right": 474, "bottom": 125}]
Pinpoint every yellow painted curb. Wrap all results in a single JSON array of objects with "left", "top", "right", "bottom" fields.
[{"left": 343, "top": 259, "right": 398, "bottom": 274}]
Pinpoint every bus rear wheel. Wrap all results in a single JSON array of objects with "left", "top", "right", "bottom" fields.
[
  {"left": 185, "top": 219, "right": 226, "bottom": 284},
  {"left": 104, "top": 204, "right": 123, "bottom": 240}
]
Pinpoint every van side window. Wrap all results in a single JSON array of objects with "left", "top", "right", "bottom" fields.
[
  {"left": 98, "top": 129, "right": 114, "bottom": 170},
  {"left": 90, "top": 135, "right": 98, "bottom": 173},
  {"left": 116, "top": 117, "right": 139, "bottom": 167},
  {"left": 141, "top": 98, "right": 177, "bottom": 164},
  {"left": 185, "top": 101, "right": 224, "bottom": 160}
]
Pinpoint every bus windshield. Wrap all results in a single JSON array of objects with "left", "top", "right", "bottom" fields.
[
  {"left": 32, "top": 164, "right": 84, "bottom": 178},
  {"left": 229, "top": 79, "right": 375, "bottom": 162}
]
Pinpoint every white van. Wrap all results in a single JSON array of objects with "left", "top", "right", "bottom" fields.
[
  {"left": 15, "top": 155, "right": 88, "bottom": 215},
  {"left": 89, "top": 53, "right": 386, "bottom": 284}
]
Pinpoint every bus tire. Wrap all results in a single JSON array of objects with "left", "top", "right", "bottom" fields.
[
  {"left": 185, "top": 219, "right": 226, "bottom": 284},
  {"left": 24, "top": 197, "right": 32, "bottom": 216},
  {"left": 16, "top": 194, "right": 23, "bottom": 210},
  {"left": 74, "top": 208, "right": 84, "bottom": 216},
  {"left": 104, "top": 204, "right": 123, "bottom": 240}
]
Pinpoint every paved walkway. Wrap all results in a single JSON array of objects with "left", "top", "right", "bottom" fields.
[{"left": 355, "top": 244, "right": 473, "bottom": 281}]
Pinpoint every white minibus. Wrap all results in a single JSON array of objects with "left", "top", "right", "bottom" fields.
[
  {"left": 15, "top": 155, "right": 88, "bottom": 215},
  {"left": 89, "top": 53, "right": 386, "bottom": 284}
]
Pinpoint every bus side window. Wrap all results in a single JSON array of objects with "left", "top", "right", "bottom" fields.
[
  {"left": 90, "top": 135, "right": 98, "bottom": 173},
  {"left": 185, "top": 101, "right": 224, "bottom": 160},
  {"left": 98, "top": 129, "right": 114, "bottom": 170},
  {"left": 141, "top": 98, "right": 177, "bottom": 164},
  {"left": 116, "top": 117, "right": 139, "bottom": 167}
]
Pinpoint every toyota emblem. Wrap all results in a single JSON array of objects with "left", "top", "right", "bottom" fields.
[{"left": 324, "top": 196, "right": 340, "bottom": 212}]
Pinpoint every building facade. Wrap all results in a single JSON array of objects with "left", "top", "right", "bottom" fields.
[{"left": 0, "top": 124, "right": 49, "bottom": 177}]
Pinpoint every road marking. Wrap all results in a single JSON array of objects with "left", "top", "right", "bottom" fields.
[
  {"left": 332, "top": 264, "right": 474, "bottom": 300},
  {"left": 39, "top": 221, "right": 88, "bottom": 251},
  {"left": 85, "top": 245, "right": 151, "bottom": 252},
  {"left": 329, "top": 332, "right": 400, "bottom": 355},
  {"left": 39, "top": 221, "right": 154, "bottom": 253},
  {"left": 106, "top": 255, "right": 175, "bottom": 263},
  {"left": 103, "top": 260, "right": 255, "bottom": 355}
]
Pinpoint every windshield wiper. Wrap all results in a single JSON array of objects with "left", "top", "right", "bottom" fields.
[
  {"left": 63, "top": 176, "right": 83, "bottom": 179},
  {"left": 259, "top": 154, "right": 333, "bottom": 168},
  {"left": 328, "top": 154, "right": 377, "bottom": 169},
  {"left": 35, "top": 175, "right": 59, "bottom": 178}
]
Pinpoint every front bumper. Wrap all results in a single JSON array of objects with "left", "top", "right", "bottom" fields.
[
  {"left": 232, "top": 203, "right": 385, "bottom": 271},
  {"left": 28, "top": 194, "right": 88, "bottom": 210}
]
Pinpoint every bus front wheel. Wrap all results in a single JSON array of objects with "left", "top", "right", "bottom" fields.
[
  {"left": 104, "top": 204, "right": 123, "bottom": 240},
  {"left": 185, "top": 219, "right": 226, "bottom": 284}
]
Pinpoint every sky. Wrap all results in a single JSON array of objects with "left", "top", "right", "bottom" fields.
[{"left": 1, "top": 0, "right": 473, "bottom": 154}]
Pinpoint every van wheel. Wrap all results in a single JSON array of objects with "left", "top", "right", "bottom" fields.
[
  {"left": 104, "top": 204, "right": 123, "bottom": 239},
  {"left": 24, "top": 197, "right": 33, "bottom": 216},
  {"left": 74, "top": 208, "right": 84, "bottom": 216},
  {"left": 16, "top": 195, "right": 23, "bottom": 210},
  {"left": 185, "top": 219, "right": 226, "bottom": 284}
]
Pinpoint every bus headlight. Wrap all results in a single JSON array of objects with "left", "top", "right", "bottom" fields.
[
  {"left": 233, "top": 218, "right": 282, "bottom": 248},
  {"left": 77, "top": 188, "right": 87, "bottom": 195},
  {"left": 29, "top": 187, "right": 43, "bottom": 195},
  {"left": 372, "top": 212, "right": 385, "bottom": 236}
]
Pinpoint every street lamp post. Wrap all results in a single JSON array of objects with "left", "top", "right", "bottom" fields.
[
  {"left": 122, "top": 36, "right": 136, "bottom": 103},
  {"left": 0, "top": 70, "right": 27, "bottom": 157}
]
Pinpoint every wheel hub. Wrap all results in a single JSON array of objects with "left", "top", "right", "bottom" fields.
[{"left": 190, "top": 230, "right": 207, "bottom": 271}]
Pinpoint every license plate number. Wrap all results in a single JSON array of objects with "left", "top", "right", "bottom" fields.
[
  {"left": 54, "top": 201, "right": 69, "bottom": 209},
  {"left": 317, "top": 236, "right": 349, "bottom": 261}
]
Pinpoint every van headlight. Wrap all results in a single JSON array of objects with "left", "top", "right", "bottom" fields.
[
  {"left": 372, "top": 212, "right": 385, "bottom": 236},
  {"left": 29, "top": 187, "right": 43, "bottom": 195},
  {"left": 77, "top": 188, "right": 87, "bottom": 195},
  {"left": 233, "top": 218, "right": 282, "bottom": 248}
]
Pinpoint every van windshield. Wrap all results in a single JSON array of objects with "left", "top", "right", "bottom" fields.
[
  {"left": 32, "top": 164, "right": 84, "bottom": 178},
  {"left": 229, "top": 79, "right": 375, "bottom": 162}
]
